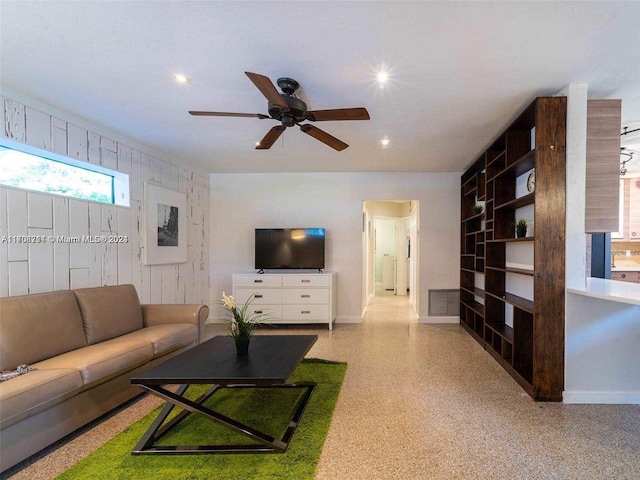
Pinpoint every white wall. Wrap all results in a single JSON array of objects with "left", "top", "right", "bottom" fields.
[
  {"left": 209, "top": 172, "right": 460, "bottom": 322},
  {"left": 0, "top": 94, "right": 209, "bottom": 305}
]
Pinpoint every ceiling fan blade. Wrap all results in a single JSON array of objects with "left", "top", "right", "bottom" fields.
[
  {"left": 306, "top": 108, "right": 370, "bottom": 122},
  {"left": 189, "top": 111, "right": 270, "bottom": 119},
  {"left": 256, "top": 126, "right": 286, "bottom": 150},
  {"left": 245, "top": 72, "right": 290, "bottom": 111},
  {"left": 300, "top": 125, "right": 348, "bottom": 151}
]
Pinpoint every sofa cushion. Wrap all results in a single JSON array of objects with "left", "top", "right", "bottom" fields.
[
  {"left": 0, "top": 291, "right": 88, "bottom": 371},
  {"left": 106, "top": 324, "right": 198, "bottom": 357},
  {"left": 33, "top": 340, "right": 152, "bottom": 389},
  {"left": 0, "top": 368, "right": 83, "bottom": 429},
  {"left": 73, "top": 284, "right": 144, "bottom": 344}
]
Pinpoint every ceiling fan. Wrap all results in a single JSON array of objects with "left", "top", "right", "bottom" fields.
[{"left": 189, "top": 72, "right": 370, "bottom": 151}]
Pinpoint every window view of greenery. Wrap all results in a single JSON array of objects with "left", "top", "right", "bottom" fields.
[{"left": 0, "top": 146, "right": 113, "bottom": 203}]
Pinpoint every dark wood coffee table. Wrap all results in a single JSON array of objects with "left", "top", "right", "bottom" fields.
[{"left": 130, "top": 334, "right": 317, "bottom": 455}]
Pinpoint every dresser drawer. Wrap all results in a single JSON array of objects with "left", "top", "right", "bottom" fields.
[
  {"left": 233, "top": 288, "right": 282, "bottom": 305},
  {"left": 234, "top": 275, "right": 282, "bottom": 287},
  {"left": 282, "top": 275, "right": 330, "bottom": 287},
  {"left": 282, "top": 304, "right": 330, "bottom": 321},
  {"left": 248, "top": 305, "right": 282, "bottom": 320},
  {"left": 283, "top": 288, "right": 329, "bottom": 305}
]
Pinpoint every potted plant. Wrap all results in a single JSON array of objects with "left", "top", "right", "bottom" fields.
[
  {"left": 515, "top": 218, "right": 529, "bottom": 238},
  {"left": 473, "top": 204, "right": 484, "bottom": 215},
  {"left": 208, "top": 292, "right": 271, "bottom": 355}
]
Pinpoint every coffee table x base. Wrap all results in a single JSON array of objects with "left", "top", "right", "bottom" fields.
[{"left": 132, "top": 382, "right": 316, "bottom": 455}]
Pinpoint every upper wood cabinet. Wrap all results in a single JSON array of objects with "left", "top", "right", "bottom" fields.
[{"left": 585, "top": 99, "right": 622, "bottom": 233}]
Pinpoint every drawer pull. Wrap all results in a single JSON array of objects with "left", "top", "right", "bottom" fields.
[
  {"left": 621, "top": 274, "right": 626, "bottom": 279},
  {"left": 254, "top": 294, "right": 263, "bottom": 298},
  {"left": 254, "top": 310, "right": 263, "bottom": 314},
  {"left": 301, "top": 294, "right": 311, "bottom": 298},
  {"left": 254, "top": 279, "right": 263, "bottom": 283},
  {"left": 301, "top": 310, "right": 311, "bottom": 314},
  {"left": 301, "top": 279, "right": 311, "bottom": 283}
]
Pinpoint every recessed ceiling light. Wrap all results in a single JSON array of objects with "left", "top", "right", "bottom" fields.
[
  {"left": 376, "top": 71, "right": 389, "bottom": 85},
  {"left": 174, "top": 73, "right": 191, "bottom": 84},
  {"left": 381, "top": 138, "right": 390, "bottom": 147}
]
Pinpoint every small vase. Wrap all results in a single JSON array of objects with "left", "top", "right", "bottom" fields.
[
  {"left": 235, "top": 339, "right": 250, "bottom": 356},
  {"left": 516, "top": 227, "right": 527, "bottom": 238}
]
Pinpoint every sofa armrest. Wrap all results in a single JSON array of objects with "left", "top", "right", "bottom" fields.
[{"left": 141, "top": 304, "right": 209, "bottom": 343}]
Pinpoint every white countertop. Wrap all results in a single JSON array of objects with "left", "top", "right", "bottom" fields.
[
  {"left": 567, "top": 278, "right": 640, "bottom": 306},
  {"left": 611, "top": 266, "right": 640, "bottom": 272}
]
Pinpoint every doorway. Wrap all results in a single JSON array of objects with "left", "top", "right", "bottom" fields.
[{"left": 362, "top": 200, "right": 419, "bottom": 315}]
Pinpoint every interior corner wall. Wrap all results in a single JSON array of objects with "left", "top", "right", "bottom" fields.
[
  {"left": 209, "top": 172, "right": 460, "bottom": 322},
  {"left": 0, "top": 94, "right": 209, "bottom": 305},
  {"left": 561, "top": 83, "right": 588, "bottom": 288}
]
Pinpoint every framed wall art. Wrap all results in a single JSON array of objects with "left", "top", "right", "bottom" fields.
[{"left": 143, "top": 183, "right": 187, "bottom": 265}]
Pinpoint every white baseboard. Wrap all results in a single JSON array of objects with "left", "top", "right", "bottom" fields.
[
  {"left": 335, "top": 316, "right": 362, "bottom": 324},
  {"left": 563, "top": 391, "right": 640, "bottom": 405},
  {"left": 418, "top": 316, "right": 460, "bottom": 324}
]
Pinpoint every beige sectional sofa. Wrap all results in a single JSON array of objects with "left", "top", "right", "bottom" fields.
[{"left": 0, "top": 284, "right": 209, "bottom": 472}]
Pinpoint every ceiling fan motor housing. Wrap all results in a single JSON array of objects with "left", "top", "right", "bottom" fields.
[{"left": 269, "top": 93, "right": 308, "bottom": 126}]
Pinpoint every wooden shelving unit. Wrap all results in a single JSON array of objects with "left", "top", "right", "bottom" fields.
[{"left": 459, "top": 97, "right": 567, "bottom": 401}]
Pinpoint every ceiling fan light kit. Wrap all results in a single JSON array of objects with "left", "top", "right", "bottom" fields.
[{"left": 189, "top": 71, "right": 370, "bottom": 151}]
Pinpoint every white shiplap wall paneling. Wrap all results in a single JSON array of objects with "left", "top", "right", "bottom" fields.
[
  {"left": 8, "top": 261, "right": 28, "bottom": 296},
  {"left": 28, "top": 192, "right": 53, "bottom": 229},
  {"left": 0, "top": 188, "right": 8, "bottom": 297},
  {"left": 87, "top": 131, "right": 100, "bottom": 165},
  {"left": 162, "top": 264, "right": 176, "bottom": 303},
  {"left": 149, "top": 156, "right": 162, "bottom": 184},
  {"left": 28, "top": 227, "right": 54, "bottom": 293},
  {"left": 25, "top": 106, "right": 50, "bottom": 150},
  {"left": 150, "top": 265, "right": 162, "bottom": 303},
  {"left": 130, "top": 199, "right": 143, "bottom": 293},
  {"left": 70, "top": 268, "right": 90, "bottom": 289},
  {"left": 1, "top": 96, "right": 209, "bottom": 306},
  {"left": 101, "top": 204, "right": 118, "bottom": 286},
  {"left": 130, "top": 149, "right": 143, "bottom": 202},
  {"left": 51, "top": 117, "right": 67, "bottom": 155},
  {"left": 101, "top": 137, "right": 117, "bottom": 170},
  {"left": 88, "top": 202, "right": 102, "bottom": 287},
  {"left": 53, "top": 196, "right": 70, "bottom": 291},
  {"left": 117, "top": 206, "right": 132, "bottom": 285},
  {"left": 4, "top": 98, "right": 26, "bottom": 141},
  {"left": 102, "top": 238, "right": 118, "bottom": 286},
  {"left": 68, "top": 199, "right": 90, "bottom": 269},
  {"left": 0, "top": 97, "right": 5, "bottom": 137},
  {"left": 117, "top": 144, "right": 132, "bottom": 175},
  {"left": 67, "top": 124, "right": 88, "bottom": 161},
  {"left": 7, "top": 189, "right": 28, "bottom": 261}
]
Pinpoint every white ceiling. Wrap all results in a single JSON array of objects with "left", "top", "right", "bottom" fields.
[{"left": 1, "top": 1, "right": 639, "bottom": 175}]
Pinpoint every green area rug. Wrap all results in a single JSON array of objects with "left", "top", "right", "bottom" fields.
[{"left": 56, "top": 359, "right": 346, "bottom": 480}]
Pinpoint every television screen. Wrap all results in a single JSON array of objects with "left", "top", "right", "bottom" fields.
[{"left": 255, "top": 228, "right": 325, "bottom": 270}]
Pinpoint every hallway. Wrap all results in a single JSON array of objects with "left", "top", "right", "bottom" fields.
[{"left": 6, "top": 298, "right": 640, "bottom": 480}]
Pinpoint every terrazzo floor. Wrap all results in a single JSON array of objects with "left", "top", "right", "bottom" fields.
[{"left": 3, "top": 292, "right": 639, "bottom": 479}]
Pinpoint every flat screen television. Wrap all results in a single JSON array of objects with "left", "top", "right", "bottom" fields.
[{"left": 255, "top": 228, "right": 325, "bottom": 270}]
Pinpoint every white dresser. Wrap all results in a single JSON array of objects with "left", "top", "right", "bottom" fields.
[{"left": 232, "top": 272, "right": 337, "bottom": 330}]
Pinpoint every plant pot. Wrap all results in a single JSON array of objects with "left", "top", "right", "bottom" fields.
[
  {"left": 235, "top": 339, "right": 250, "bottom": 356},
  {"left": 516, "top": 226, "right": 527, "bottom": 238}
]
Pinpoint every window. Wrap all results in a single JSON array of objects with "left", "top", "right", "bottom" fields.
[{"left": 0, "top": 137, "right": 129, "bottom": 206}]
